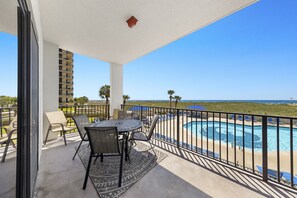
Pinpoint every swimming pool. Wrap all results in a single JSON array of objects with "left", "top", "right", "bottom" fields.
[{"left": 183, "top": 121, "right": 297, "bottom": 152}]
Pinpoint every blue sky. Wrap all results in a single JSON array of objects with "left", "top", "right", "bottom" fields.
[{"left": 1, "top": 0, "right": 297, "bottom": 100}]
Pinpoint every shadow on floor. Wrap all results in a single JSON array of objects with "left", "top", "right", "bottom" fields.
[
  {"left": 123, "top": 164, "right": 210, "bottom": 198},
  {"left": 153, "top": 139, "right": 297, "bottom": 198}
]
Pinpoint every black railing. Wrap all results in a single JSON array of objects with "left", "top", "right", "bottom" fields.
[
  {"left": 0, "top": 107, "right": 17, "bottom": 137},
  {"left": 59, "top": 104, "right": 110, "bottom": 126},
  {"left": 124, "top": 105, "right": 297, "bottom": 189}
]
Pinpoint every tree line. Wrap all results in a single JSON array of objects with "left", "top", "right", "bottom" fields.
[{"left": 0, "top": 96, "right": 17, "bottom": 107}]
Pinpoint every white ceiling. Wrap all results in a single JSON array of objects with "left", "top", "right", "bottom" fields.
[
  {"left": 1, "top": 0, "right": 258, "bottom": 64},
  {"left": 0, "top": 0, "right": 18, "bottom": 35}
]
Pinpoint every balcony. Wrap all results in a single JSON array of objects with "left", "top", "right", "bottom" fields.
[
  {"left": 2, "top": 0, "right": 296, "bottom": 197},
  {"left": 2, "top": 105, "right": 297, "bottom": 197}
]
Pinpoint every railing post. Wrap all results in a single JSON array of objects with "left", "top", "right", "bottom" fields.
[
  {"left": 177, "top": 109, "right": 180, "bottom": 148},
  {"left": 107, "top": 105, "right": 110, "bottom": 120},
  {"left": 262, "top": 116, "right": 268, "bottom": 182},
  {"left": 140, "top": 106, "right": 143, "bottom": 121},
  {"left": 0, "top": 108, "right": 2, "bottom": 137}
]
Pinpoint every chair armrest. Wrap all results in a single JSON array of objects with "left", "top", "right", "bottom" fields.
[
  {"left": 6, "top": 128, "right": 17, "bottom": 140},
  {"left": 49, "top": 123, "right": 65, "bottom": 130}
]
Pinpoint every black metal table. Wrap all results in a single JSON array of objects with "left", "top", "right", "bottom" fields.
[{"left": 92, "top": 119, "right": 143, "bottom": 160}]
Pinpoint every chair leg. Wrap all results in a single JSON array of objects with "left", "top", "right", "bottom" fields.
[
  {"left": 1, "top": 141, "right": 10, "bottom": 163},
  {"left": 44, "top": 127, "right": 51, "bottom": 145},
  {"left": 63, "top": 132, "right": 67, "bottom": 146},
  {"left": 73, "top": 140, "right": 83, "bottom": 160},
  {"left": 83, "top": 153, "right": 93, "bottom": 190},
  {"left": 100, "top": 153, "right": 103, "bottom": 162},
  {"left": 11, "top": 140, "right": 16, "bottom": 148},
  {"left": 149, "top": 141, "right": 157, "bottom": 157},
  {"left": 118, "top": 143, "right": 124, "bottom": 187},
  {"left": 125, "top": 135, "right": 129, "bottom": 161}
]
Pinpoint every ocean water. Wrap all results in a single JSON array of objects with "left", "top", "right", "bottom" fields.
[{"left": 130, "top": 100, "right": 297, "bottom": 104}]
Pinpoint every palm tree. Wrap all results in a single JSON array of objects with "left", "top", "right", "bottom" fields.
[
  {"left": 174, "top": 95, "right": 182, "bottom": 108},
  {"left": 167, "top": 90, "right": 175, "bottom": 107},
  {"left": 99, "top": 85, "right": 110, "bottom": 105},
  {"left": 123, "top": 95, "right": 130, "bottom": 108}
]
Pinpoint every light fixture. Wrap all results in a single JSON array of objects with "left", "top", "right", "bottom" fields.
[{"left": 126, "top": 16, "right": 138, "bottom": 28}]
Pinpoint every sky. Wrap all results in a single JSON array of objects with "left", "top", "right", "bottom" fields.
[{"left": 1, "top": 0, "right": 297, "bottom": 100}]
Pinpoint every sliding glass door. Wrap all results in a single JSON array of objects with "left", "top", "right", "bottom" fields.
[{"left": 17, "top": 1, "right": 39, "bottom": 197}]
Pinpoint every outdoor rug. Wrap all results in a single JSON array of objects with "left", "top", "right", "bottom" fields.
[{"left": 77, "top": 143, "right": 167, "bottom": 198}]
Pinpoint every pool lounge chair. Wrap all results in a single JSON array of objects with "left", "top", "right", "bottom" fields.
[
  {"left": 268, "top": 118, "right": 275, "bottom": 124},
  {"left": 256, "top": 165, "right": 282, "bottom": 180},
  {"left": 244, "top": 115, "right": 251, "bottom": 122},
  {"left": 281, "top": 172, "right": 297, "bottom": 187},
  {"left": 238, "top": 115, "right": 243, "bottom": 121}
]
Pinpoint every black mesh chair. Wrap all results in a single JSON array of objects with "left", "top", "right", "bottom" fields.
[
  {"left": 129, "top": 115, "right": 159, "bottom": 156},
  {"left": 72, "top": 115, "right": 91, "bottom": 160},
  {"left": 83, "top": 127, "right": 124, "bottom": 189}
]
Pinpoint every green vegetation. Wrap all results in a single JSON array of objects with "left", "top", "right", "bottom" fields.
[
  {"left": 167, "top": 90, "right": 175, "bottom": 108},
  {"left": 174, "top": 96, "right": 182, "bottom": 108},
  {"left": 0, "top": 96, "right": 17, "bottom": 107},
  {"left": 73, "top": 96, "right": 89, "bottom": 105},
  {"left": 124, "top": 101, "right": 297, "bottom": 117},
  {"left": 99, "top": 85, "right": 110, "bottom": 105},
  {"left": 123, "top": 95, "right": 130, "bottom": 108}
]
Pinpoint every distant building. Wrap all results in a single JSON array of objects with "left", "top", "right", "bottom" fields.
[{"left": 59, "top": 48, "right": 74, "bottom": 106}]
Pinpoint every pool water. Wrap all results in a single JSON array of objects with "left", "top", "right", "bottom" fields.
[{"left": 183, "top": 121, "right": 297, "bottom": 152}]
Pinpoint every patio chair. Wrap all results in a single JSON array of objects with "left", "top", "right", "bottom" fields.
[
  {"left": 111, "top": 109, "right": 132, "bottom": 120},
  {"left": 129, "top": 115, "right": 160, "bottom": 156},
  {"left": 44, "top": 111, "right": 76, "bottom": 146},
  {"left": 83, "top": 127, "right": 124, "bottom": 189},
  {"left": 0, "top": 116, "right": 17, "bottom": 162},
  {"left": 72, "top": 115, "right": 91, "bottom": 160},
  {"left": 118, "top": 110, "right": 133, "bottom": 119}
]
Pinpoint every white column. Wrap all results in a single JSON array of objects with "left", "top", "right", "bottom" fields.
[
  {"left": 110, "top": 63, "right": 123, "bottom": 116},
  {"left": 43, "top": 41, "right": 59, "bottom": 140}
]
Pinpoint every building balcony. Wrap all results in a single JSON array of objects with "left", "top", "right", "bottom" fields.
[
  {"left": 1, "top": 105, "right": 297, "bottom": 197},
  {"left": 32, "top": 133, "right": 296, "bottom": 198}
]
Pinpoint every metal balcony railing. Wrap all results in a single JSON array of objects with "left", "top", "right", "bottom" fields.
[{"left": 123, "top": 104, "right": 297, "bottom": 189}]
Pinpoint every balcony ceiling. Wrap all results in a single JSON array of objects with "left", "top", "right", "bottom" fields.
[
  {"left": 46, "top": 1, "right": 256, "bottom": 64},
  {"left": 0, "top": 0, "right": 17, "bottom": 35}
]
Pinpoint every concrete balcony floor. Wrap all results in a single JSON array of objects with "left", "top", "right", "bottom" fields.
[{"left": 34, "top": 132, "right": 297, "bottom": 198}]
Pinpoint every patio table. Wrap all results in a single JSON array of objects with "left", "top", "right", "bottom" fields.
[{"left": 92, "top": 119, "right": 143, "bottom": 160}]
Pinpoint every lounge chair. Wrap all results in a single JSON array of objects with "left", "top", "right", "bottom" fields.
[
  {"left": 44, "top": 111, "right": 76, "bottom": 146},
  {"left": 230, "top": 115, "right": 235, "bottom": 120},
  {"left": 238, "top": 115, "right": 243, "bottom": 121},
  {"left": 0, "top": 116, "right": 17, "bottom": 162},
  {"left": 244, "top": 115, "right": 251, "bottom": 122},
  {"left": 268, "top": 118, "right": 274, "bottom": 124},
  {"left": 281, "top": 172, "right": 297, "bottom": 187},
  {"left": 256, "top": 165, "right": 282, "bottom": 180},
  {"left": 83, "top": 126, "right": 124, "bottom": 189},
  {"left": 72, "top": 115, "right": 91, "bottom": 160}
]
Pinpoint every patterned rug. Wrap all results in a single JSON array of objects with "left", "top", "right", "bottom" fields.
[{"left": 77, "top": 143, "right": 167, "bottom": 198}]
